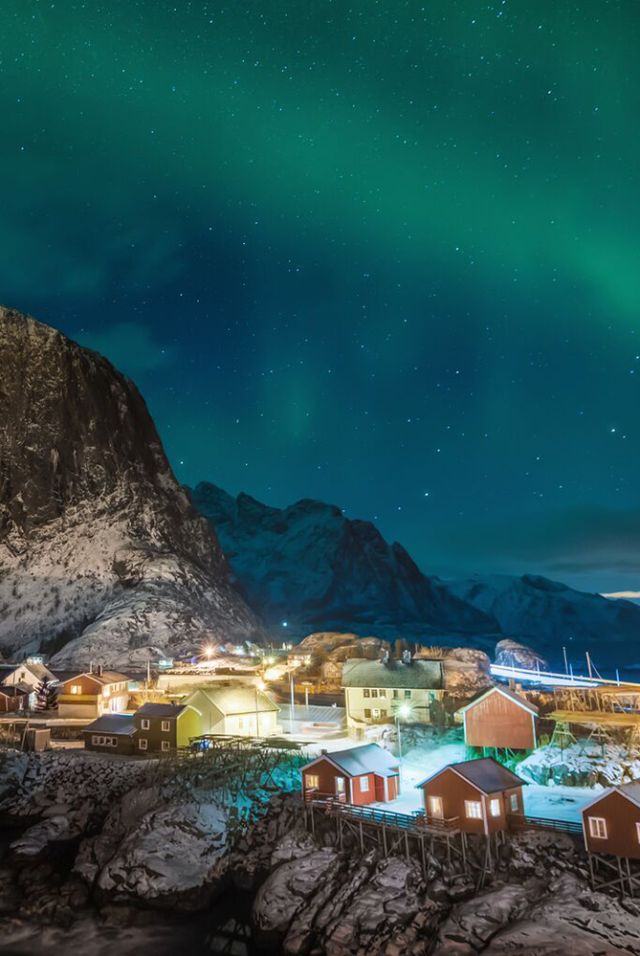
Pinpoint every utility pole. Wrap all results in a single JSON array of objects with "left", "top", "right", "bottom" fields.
[
  {"left": 290, "top": 671, "right": 295, "bottom": 734},
  {"left": 586, "top": 651, "right": 593, "bottom": 680},
  {"left": 562, "top": 646, "right": 569, "bottom": 676}
]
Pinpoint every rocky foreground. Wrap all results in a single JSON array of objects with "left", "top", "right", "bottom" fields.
[{"left": 1, "top": 750, "right": 640, "bottom": 954}]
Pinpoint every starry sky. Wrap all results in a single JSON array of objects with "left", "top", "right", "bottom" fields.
[{"left": 1, "top": 1, "right": 639, "bottom": 593}]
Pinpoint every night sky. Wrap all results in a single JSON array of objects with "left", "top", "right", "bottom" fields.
[{"left": 1, "top": 2, "right": 639, "bottom": 593}]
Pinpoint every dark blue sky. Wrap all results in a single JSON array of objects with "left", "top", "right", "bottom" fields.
[{"left": 1, "top": 1, "right": 639, "bottom": 593}]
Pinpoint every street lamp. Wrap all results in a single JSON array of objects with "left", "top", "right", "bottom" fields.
[{"left": 396, "top": 703, "right": 412, "bottom": 761}]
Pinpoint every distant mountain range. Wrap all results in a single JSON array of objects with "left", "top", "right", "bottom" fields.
[{"left": 193, "top": 483, "right": 640, "bottom": 673}]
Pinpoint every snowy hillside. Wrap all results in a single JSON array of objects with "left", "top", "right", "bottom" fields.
[
  {"left": 191, "top": 482, "right": 496, "bottom": 639},
  {"left": 446, "top": 573, "right": 640, "bottom": 671},
  {"left": 0, "top": 306, "right": 260, "bottom": 666}
]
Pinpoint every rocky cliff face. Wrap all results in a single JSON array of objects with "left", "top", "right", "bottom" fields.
[
  {"left": 191, "top": 482, "right": 495, "bottom": 640},
  {"left": 0, "top": 306, "right": 259, "bottom": 665}
]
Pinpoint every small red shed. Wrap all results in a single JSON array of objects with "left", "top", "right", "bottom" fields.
[
  {"left": 457, "top": 686, "right": 538, "bottom": 751},
  {"left": 581, "top": 782, "right": 640, "bottom": 860},
  {"left": 417, "top": 757, "right": 526, "bottom": 834},
  {"left": 302, "top": 743, "right": 400, "bottom": 805}
]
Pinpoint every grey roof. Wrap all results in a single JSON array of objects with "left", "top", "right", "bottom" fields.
[
  {"left": 457, "top": 685, "right": 539, "bottom": 716},
  {"left": 342, "top": 658, "right": 444, "bottom": 690},
  {"left": 60, "top": 670, "right": 131, "bottom": 686},
  {"left": 278, "top": 704, "right": 346, "bottom": 725},
  {"left": 617, "top": 781, "right": 640, "bottom": 808},
  {"left": 418, "top": 757, "right": 525, "bottom": 793},
  {"left": 136, "top": 703, "right": 186, "bottom": 718},
  {"left": 82, "top": 715, "right": 137, "bottom": 736},
  {"left": 307, "top": 743, "right": 399, "bottom": 778}
]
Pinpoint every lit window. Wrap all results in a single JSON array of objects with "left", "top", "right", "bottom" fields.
[
  {"left": 372, "top": 708, "right": 380, "bottom": 719},
  {"left": 428, "top": 796, "right": 443, "bottom": 817},
  {"left": 161, "top": 720, "right": 170, "bottom": 732},
  {"left": 360, "top": 776, "right": 370, "bottom": 793},
  {"left": 588, "top": 816, "right": 607, "bottom": 839},
  {"left": 489, "top": 798, "right": 501, "bottom": 817},
  {"left": 636, "top": 822, "right": 640, "bottom": 844},
  {"left": 102, "top": 687, "right": 110, "bottom": 697},
  {"left": 161, "top": 741, "right": 170, "bottom": 752},
  {"left": 138, "top": 738, "right": 148, "bottom": 751},
  {"left": 110, "top": 737, "right": 117, "bottom": 747},
  {"left": 141, "top": 719, "right": 150, "bottom": 730},
  {"left": 305, "top": 774, "right": 320, "bottom": 790},
  {"left": 510, "top": 793, "right": 519, "bottom": 812},
  {"left": 70, "top": 685, "right": 81, "bottom": 695},
  {"left": 379, "top": 689, "right": 386, "bottom": 697},
  {"left": 371, "top": 689, "right": 378, "bottom": 698},
  {"left": 364, "top": 709, "right": 372, "bottom": 719},
  {"left": 91, "top": 735, "right": 99, "bottom": 745},
  {"left": 465, "top": 800, "right": 483, "bottom": 819}
]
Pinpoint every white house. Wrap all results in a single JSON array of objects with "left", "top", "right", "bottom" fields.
[
  {"left": 342, "top": 657, "right": 445, "bottom": 731},
  {"left": 183, "top": 685, "right": 280, "bottom": 737}
]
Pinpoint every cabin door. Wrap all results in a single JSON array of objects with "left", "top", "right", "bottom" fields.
[
  {"left": 335, "top": 776, "right": 346, "bottom": 800},
  {"left": 428, "top": 796, "right": 444, "bottom": 819},
  {"left": 374, "top": 775, "right": 386, "bottom": 802}
]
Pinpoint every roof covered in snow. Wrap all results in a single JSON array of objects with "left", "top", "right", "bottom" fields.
[
  {"left": 82, "top": 714, "right": 137, "bottom": 736},
  {"left": 342, "top": 658, "right": 444, "bottom": 689},
  {"left": 306, "top": 743, "right": 399, "bottom": 778},
  {"left": 278, "top": 703, "right": 346, "bottom": 725},
  {"left": 190, "top": 686, "right": 280, "bottom": 716},
  {"left": 418, "top": 756, "right": 525, "bottom": 793},
  {"left": 456, "top": 685, "right": 539, "bottom": 716}
]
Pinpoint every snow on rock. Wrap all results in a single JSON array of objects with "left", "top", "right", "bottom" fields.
[
  {"left": 252, "top": 847, "right": 341, "bottom": 937},
  {"left": 494, "top": 638, "right": 548, "bottom": 670},
  {"left": 0, "top": 306, "right": 260, "bottom": 666},
  {"left": 9, "top": 815, "right": 82, "bottom": 860},
  {"left": 519, "top": 742, "right": 640, "bottom": 788},
  {"left": 94, "top": 800, "right": 229, "bottom": 909}
]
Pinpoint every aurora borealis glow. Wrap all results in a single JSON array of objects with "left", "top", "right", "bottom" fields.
[{"left": 1, "top": 1, "right": 639, "bottom": 590}]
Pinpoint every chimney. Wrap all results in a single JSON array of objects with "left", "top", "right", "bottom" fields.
[
  {"left": 89, "top": 660, "right": 93, "bottom": 674},
  {"left": 402, "top": 649, "right": 412, "bottom": 666},
  {"left": 97, "top": 664, "right": 103, "bottom": 677},
  {"left": 321, "top": 748, "right": 328, "bottom": 755}
]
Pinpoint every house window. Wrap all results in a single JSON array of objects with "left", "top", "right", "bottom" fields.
[
  {"left": 138, "top": 738, "right": 148, "bottom": 751},
  {"left": 161, "top": 720, "right": 170, "bottom": 732},
  {"left": 489, "top": 798, "right": 501, "bottom": 817},
  {"left": 110, "top": 737, "right": 117, "bottom": 747},
  {"left": 371, "top": 689, "right": 378, "bottom": 698},
  {"left": 636, "top": 822, "right": 640, "bottom": 844},
  {"left": 393, "top": 689, "right": 399, "bottom": 699},
  {"left": 588, "top": 816, "right": 607, "bottom": 839},
  {"left": 102, "top": 687, "right": 110, "bottom": 697},
  {"left": 428, "top": 796, "right": 443, "bottom": 817},
  {"left": 372, "top": 708, "right": 380, "bottom": 719},
  {"left": 359, "top": 776, "right": 370, "bottom": 793},
  {"left": 404, "top": 689, "right": 412, "bottom": 699},
  {"left": 363, "top": 689, "right": 370, "bottom": 698},
  {"left": 70, "top": 685, "right": 81, "bottom": 695},
  {"left": 141, "top": 719, "right": 150, "bottom": 730},
  {"left": 364, "top": 709, "right": 372, "bottom": 719},
  {"left": 305, "top": 774, "right": 320, "bottom": 790},
  {"left": 378, "top": 689, "right": 386, "bottom": 697},
  {"left": 381, "top": 709, "right": 388, "bottom": 718},
  {"left": 161, "top": 741, "right": 170, "bottom": 752},
  {"left": 465, "top": 800, "right": 483, "bottom": 819},
  {"left": 510, "top": 793, "right": 519, "bottom": 812}
]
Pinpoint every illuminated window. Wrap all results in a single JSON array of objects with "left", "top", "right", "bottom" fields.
[
  {"left": 364, "top": 709, "right": 372, "bottom": 719},
  {"left": 372, "top": 708, "right": 380, "bottom": 719},
  {"left": 636, "top": 822, "right": 640, "bottom": 843},
  {"left": 378, "top": 689, "right": 386, "bottom": 697},
  {"left": 465, "top": 800, "right": 483, "bottom": 819},
  {"left": 70, "top": 685, "right": 81, "bottom": 695},
  {"left": 360, "top": 776, "right": 370, "bottom": 792},
  {"left": 371, "top": 689, "right": 378, "bottom": 698},
  {"left": 161, "top": 720, "right": 170, "bottom": 732},
  {"left": 141, "top": 719, "right": 150, "bottom": 730},
  {"left": 489, "top": 799, "right": 501, "bottom": 817},
  {"left": 588, "top": 816, "right": 607, "bottom": 839},
  {"left": 510, "top": 793, "right": 519, "bottom": 812},
  {"left": 305, "top": 774, "right": 320, "bottom": 790},
  {"left": 138, "top": 738, "right": 148, "bottom": 751},
  {"left": 428, "top": 796, "right": 443, "bottom": 817}
]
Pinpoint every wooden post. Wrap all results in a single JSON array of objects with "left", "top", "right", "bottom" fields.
[
  {"left": 405, "top": 831, "right": 410, "bottom": 863},
  {"left": 382, "top": 824, "right": 388, "bottom": 856},
  {"left": 420, "top": 835, "right": 426, "bottom": 876},
  {"left": 359, "top": 820, "right": 364, "bottom": 853}
]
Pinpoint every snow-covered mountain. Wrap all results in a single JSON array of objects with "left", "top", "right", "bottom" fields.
[
  {"left": 0, "top": 306, "right": 260, "bottom": 666},
  {"left": 191, "top": 483, "right": 496, "bottom": 640},
  {"left": 446, "top": 573, "right": 640, "bottom": 672}
]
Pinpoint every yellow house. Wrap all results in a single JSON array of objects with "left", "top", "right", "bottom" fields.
[
  {"left": 342, "top": 658, "right": 445, "bottom": 731},
  {"left": 184, "top": 685, "right": 280, "bottom": 737}
]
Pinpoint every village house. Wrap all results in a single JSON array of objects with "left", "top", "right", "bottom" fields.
[
  {"left": 183, "top": 685, "right": 280, "bottom": 737},
  {"left": 0, "top": 685, "right": 29, "bottom": 713},
  {"left": 456, "top": 685, "right": 539, "bottom": 752},
  {"left": 133, "top": 702, "right": 201, "bottom": 753},
  {"left": 82, "top": 714, "right": 138, "bottom": 755},
  {"left": 56, "top": 668, "right": 131, "bottom": 719},
  {"left": 301, "top": 742, "right": 400, "bottom": 804},
  {"left": 342, "top": 656, "right": 444, "bottom": 731},
  {"left": 417, "top": 757, "right": 526, "bottom": 834},
  {"left": 0, "top": 659, "right": 56, "bottom": 696},
  {"left": 581, "top": 782, "right": 640, "bottom": 860}
]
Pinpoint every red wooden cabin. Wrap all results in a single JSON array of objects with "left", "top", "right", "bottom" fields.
[
  {"left": 302, "top": 743, "right": 400, "bottom": 805},
  {"left": 581, "top": 783, "right": 640, "bottom": 860},
  {"left": 418, "top": 757, "right": 526, "bottom": 834},
  {"left": 0, "top": 685, "right": 28, "bottom": 713},
  {"left": 457, "top": 686, "right": 538, "bottom": 751}
]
